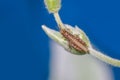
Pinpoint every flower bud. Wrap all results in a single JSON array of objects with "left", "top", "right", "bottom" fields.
[
  {"left": 44, "top": 0, "right": 61, "bottom": 13},
  {"left": 42, "top": 24, "right": 90, "bottom": 55}
]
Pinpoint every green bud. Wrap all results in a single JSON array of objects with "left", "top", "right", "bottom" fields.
[
  {"left": 44, "top": 0, "right": 61, "bottom": 13},
  {"left": 42, "top": 24, "right": 90, "bottom": 55}
]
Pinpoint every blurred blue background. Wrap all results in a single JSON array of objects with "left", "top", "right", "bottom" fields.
[{"left": 0, "top": 0, "right": 120, "bottom": 80}]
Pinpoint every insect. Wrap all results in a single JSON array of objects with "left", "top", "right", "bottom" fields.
[
  {"left": 53, "top": 12, "right": 89, "bottom": 54},
  {"left": 60, "top": 28, "right": 89, "bottom": 53}
]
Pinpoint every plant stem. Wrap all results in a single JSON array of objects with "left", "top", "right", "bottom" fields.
[
  {"left": 53, "top": 12, "right": 65, "bottom": 29},
  {"left": 89, "top": 47, "right": 120, "bottom": 67}
]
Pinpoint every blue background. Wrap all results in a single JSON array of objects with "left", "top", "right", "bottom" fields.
[{"left": 0, "top": 0, "right": 120, "bottom": 80}]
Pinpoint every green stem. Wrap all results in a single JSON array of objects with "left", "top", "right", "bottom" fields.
[
  {"left": 53, "top": 12, "right": 65, "bottom": 29},
  {"left": 89, "top": 46, "right": 120, "bottom": 67}
]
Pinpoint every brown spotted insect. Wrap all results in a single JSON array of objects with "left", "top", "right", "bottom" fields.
[
  {"left": 60, "top": 28, "right": 89, "bottom": 53},
  {"left": 53, "top": 13, "right": 89, "bottom": 54}
]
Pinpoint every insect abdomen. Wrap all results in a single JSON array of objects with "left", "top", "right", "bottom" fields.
[{"left": 60, "top": 29, "right": 89, "bottom": 53}]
